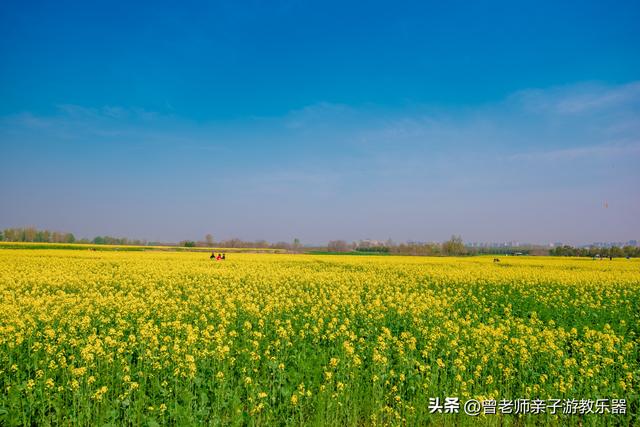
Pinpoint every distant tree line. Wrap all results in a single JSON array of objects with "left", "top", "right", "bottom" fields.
[
  {"left": 328, "top": 235, "right": 469, "bottom": 256},
  {"left": 92, "top": 236, "right": 147, "bottom": 245},
  {"left": 1, "top": 227, "right": 146, "bottom": 246},
  {"left": 1, "top": 227, "right": 76, "bottom": 243},
  {"left": 327, "top": 236, "right": 558, "bottom": 257},
  {"left": 465, "top": 246, "right": 550, "bottom": 256},
  {"left": 213, "top": 238, "right": 302, "bottom": 251},
  {"left": 386, "top": 235, "right": 468, "bottom": 256},
  {"left": 181, "top": 236, "right": 304, "bottom": 252},
  {"left": 550, "top": 245, "right": 639, "bottom": 258},
  {"left": 4, "top": 227, "right": 636, "bottom": 257},
  {"left": 390, "top": 242, "right": 443, "bottom": 256},
  {"left": 1, "top": 228, "right": 305, "bottom": 251}
]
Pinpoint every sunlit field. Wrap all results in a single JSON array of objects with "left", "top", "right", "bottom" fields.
[{"left": 1, "top": 250, "right": 638, "bottom": 425}]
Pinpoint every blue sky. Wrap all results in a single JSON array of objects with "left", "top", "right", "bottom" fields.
[{"left": 1, "top": 0, "right": 639, "bottom": 244}]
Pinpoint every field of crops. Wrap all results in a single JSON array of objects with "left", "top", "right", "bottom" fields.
[{"left": 0, "top": 250, "right": 638, "bottom": 425}]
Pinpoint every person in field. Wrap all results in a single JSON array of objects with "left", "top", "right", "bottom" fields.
[
  {"left": 222, "top": 253, "right": 226, "bottom": 260},
  {"left": 210, "top": 251, "right": 215, "bottom": 260},
  {"left": 216, "top": 253, "right": 222, "bottom": 261}
]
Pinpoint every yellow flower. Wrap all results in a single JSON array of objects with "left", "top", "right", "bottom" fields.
[{"left": 92, "top": 386, "right": 108, "bottom": 401}]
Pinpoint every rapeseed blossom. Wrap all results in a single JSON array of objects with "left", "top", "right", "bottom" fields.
[{"left": 0, "top": 249, "right": 638, "bottom": 425}]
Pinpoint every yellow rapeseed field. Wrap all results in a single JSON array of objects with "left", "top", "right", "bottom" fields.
[{"left": 0, "top": 249, "right": 638, "bottom": 425}]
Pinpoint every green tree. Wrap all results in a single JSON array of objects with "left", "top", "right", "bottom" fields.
[
  {"left": 442, "top": 235, "right": 466, "bottom": 256},
  {"left": 610, "top": 246, "right": 624, "bottom": 258}
]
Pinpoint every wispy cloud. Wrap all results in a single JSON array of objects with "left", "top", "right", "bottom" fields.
[{"left": 510, "top": 81, "right": 640, "bottom": 114}]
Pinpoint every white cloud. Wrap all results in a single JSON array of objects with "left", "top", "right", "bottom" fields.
[{"left": 510, "top": 81, "right": 640, "bottom": 114}]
